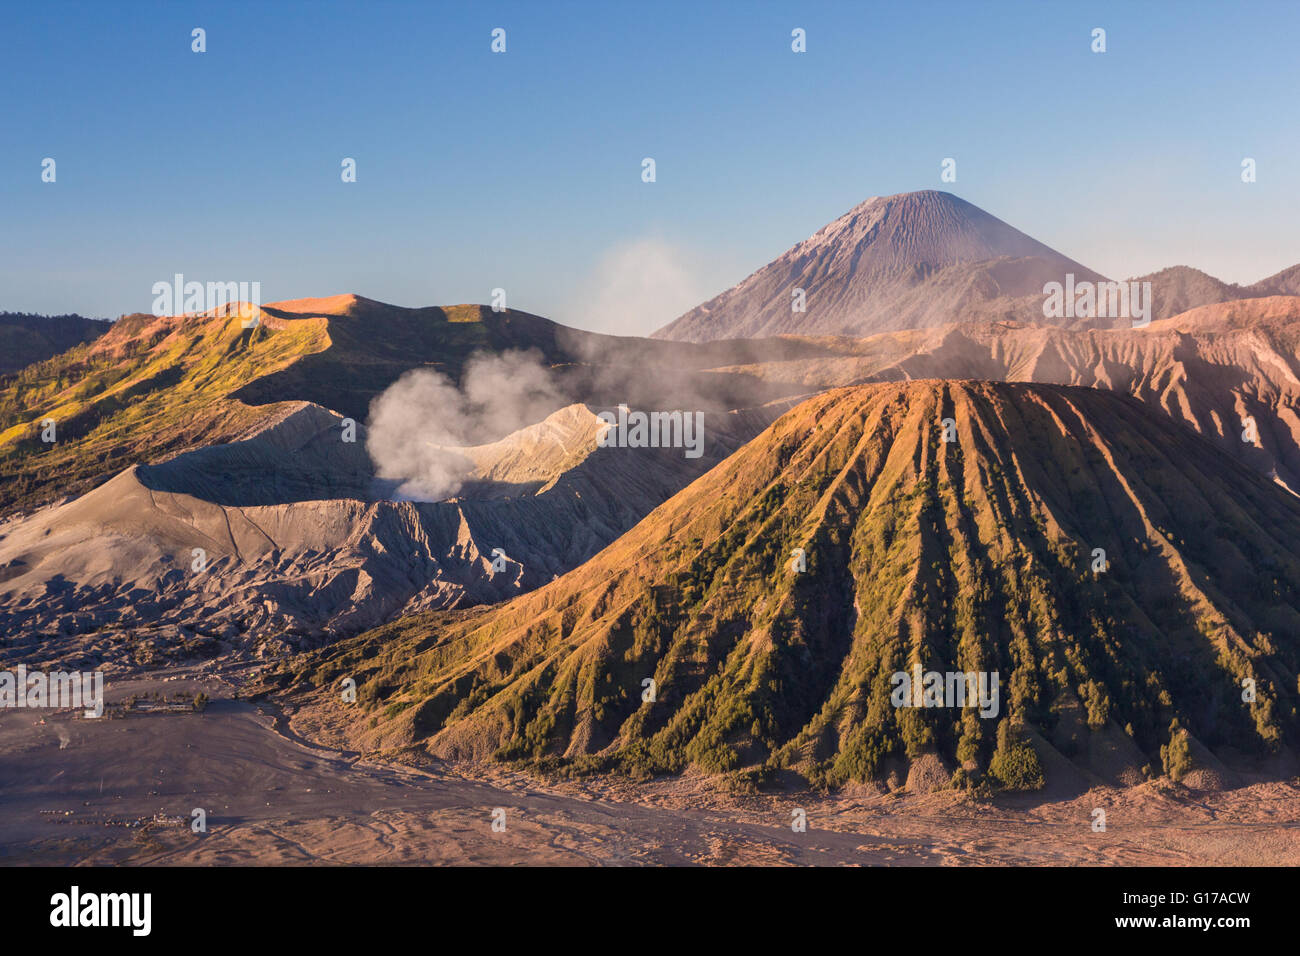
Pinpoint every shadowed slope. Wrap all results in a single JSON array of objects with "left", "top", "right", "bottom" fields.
[
  {"left": 1129, "top": 264, "right": 1300, "bottom": 321},
  {"left": 0, "top": 313, "right": 111, "bottom": 375}
]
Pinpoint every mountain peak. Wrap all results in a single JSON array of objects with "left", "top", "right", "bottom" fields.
[
  {"left": 653, "top": 192, "right": 1104, "bottom": 342},
  {"left": 795, "top": 190, "right": 1068, "bottom": 277}
]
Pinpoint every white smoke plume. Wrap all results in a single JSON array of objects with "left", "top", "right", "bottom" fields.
[
  {"left": 564, "top": 237, "right": 713, "bottom": 336},
  {"left": 366, "top": 349, "right": 562, "bottom": 501}
]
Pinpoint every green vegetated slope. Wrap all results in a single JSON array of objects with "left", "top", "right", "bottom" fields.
[
  {"left": 290, "top": 381, "right": 1300, "bottom": 790},
  {"left": 0, "top": 309, "right": 330, "bottom": 515}
]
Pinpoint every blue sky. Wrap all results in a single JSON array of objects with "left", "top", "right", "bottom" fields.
[{"left": 3, "top": 0, "right": 1298, "bottom": 333}]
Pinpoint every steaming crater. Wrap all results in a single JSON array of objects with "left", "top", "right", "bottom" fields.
[
  {"left": 137, "top": 392, "right": 604, "bottom": 507},
  {"left": 386, "top": 403, "right": 607, "bottom": 502}
]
